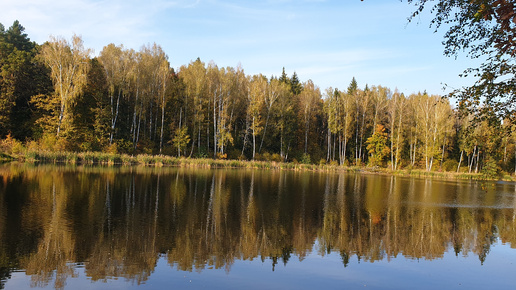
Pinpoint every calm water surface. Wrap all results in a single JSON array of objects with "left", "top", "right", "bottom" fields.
[{"left": 1, "top": 164, "right": 516, "bottom": 289}]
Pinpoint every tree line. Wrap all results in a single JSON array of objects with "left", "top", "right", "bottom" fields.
[{"left": 1, "top": 20, "right": 515, "bottom": 173}]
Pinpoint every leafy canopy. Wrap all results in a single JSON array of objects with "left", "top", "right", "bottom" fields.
[{"left": 406, "top": 0, "right": 516, "bottom": 120}]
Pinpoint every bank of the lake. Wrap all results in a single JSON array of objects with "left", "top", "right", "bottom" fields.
[{"left": 1, "top": 149, "right": 513, "bottom": 182}]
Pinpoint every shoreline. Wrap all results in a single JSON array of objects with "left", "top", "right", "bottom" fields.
[{"left": 1, "top": 150, "right": 513, "bottom": 182}]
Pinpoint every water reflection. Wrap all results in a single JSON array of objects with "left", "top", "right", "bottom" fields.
[{"left": 1, "top": 164, "right": 516, "bottom": 289}]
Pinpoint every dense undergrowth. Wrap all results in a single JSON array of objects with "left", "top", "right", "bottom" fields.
[{"left": 0, "top": 135, "right": 512, "bottom": 181}]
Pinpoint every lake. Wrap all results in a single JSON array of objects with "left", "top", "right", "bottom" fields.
[{"left": 1, "top": 163, "right": 516, "bottom": 289}]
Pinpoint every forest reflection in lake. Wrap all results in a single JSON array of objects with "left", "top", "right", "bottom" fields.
[{"left": 1, "top": 164, "right": 516, "bottom": 289}]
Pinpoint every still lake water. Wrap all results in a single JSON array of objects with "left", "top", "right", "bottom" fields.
[{"left": 1, "top": 164, "right": 516, "bottom": 289}]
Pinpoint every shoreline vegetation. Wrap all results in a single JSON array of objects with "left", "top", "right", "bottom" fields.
[
  {"left": 0, "top": 147, "right": 513, "bottom": 182},
  {"left": 2, "top": 21, "right": 515, "bottom": 183}
]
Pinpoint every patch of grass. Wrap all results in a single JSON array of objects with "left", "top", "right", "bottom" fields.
[{"left": 4, "top": 148, "right": 514, "bottom": 181}]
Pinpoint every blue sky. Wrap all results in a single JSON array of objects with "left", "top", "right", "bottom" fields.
[{"left": 1, "top": 0, "right": 479, "bottom": 97}]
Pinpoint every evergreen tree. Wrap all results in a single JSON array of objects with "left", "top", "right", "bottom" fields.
[
  {"left": 279, "top": 67, "right": 289, "bottom": 84},
  {"left": 290, "top": 72, "right": 302, "bottom": 96},
  {"left": 0, "top": 20, "right": 51, "bottom": 139}
]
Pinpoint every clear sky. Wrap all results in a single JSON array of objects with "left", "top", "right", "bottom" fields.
[{"left": 1, "top": 0, "right": 479, "bottom": 97}]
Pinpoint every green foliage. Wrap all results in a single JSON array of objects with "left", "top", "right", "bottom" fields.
[
  {"left": 0, "top": 20, "right": 52, "bottom": 139},
  {"left": 0, "top": 134, "right": 24, "bottom": 156},
  {"left": 406, "top": 0, "right": 516, "bottom": 121},
  {"left": 171, "top": 126, "right": 190, "bottom": 157},
  {"left": 300, "top": 153, "right": 311, "bottom": 164},
  {"left": 2, "top": 19, "right": 516, "bottom": 177},
  {"left": 194, "top": 147, "right": 209, "bottom": 159},
  {"left": 366, "top": 125, "right": 390, "bottom": 166},
  {"left": 442, "top": 159, "right": 459, "bottom": 172},
  {"left": 271, "top": 153, "right": 282, "bottom": 162},
  {"left": 481, "top": 158, "right": 500, "bottom": 179},
  {"left": 111, "top": 139, "right": 130, "bottom": 154}
]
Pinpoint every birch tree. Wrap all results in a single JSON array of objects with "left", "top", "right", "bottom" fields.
[
  {"left": 40, "top": 34, "right": 91, "bottom": 137},
  {"left": 246, "top": 74, "right": 266, "bottom": 159},
  {"left": 258, "top": 77, "right": 285, "bottom": 153},
  {"left": 98, "top": 44, "right": 133, "bottom": 145},
  {"left": 387, "top": 90, "right": 406, "bottom": 170},
  {"left": 299, "top": 80, "right": 321, "bottom": 154},
  {"left": 179, "top": 58, "right": 207, "bottom": 156}
]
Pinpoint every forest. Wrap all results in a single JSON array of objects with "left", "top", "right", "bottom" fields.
[{"left": 0, "top": 20, "right": 515, "bottom": 174}]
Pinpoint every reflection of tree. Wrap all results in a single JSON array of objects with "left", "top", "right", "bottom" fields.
[
  {"left": 24, "top": 183, "right": 76, "bottom": 290},
  {"left": 2, "top": 164, "right": 516, "bottom": 287},
  {"left": 0, "top": 168, "right": 9, "bottom": 290}
]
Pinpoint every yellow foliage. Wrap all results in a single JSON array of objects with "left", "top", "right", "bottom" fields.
[
  {"left": 0, "top": 133, "right": 24, "bottom": 156},
  {"left": 216, "top": 153, "right": 227, "bottom": 159}
]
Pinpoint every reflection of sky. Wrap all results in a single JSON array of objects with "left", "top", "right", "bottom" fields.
[{"left": 5, "top": 241, "right": 516, "bottom": 290}]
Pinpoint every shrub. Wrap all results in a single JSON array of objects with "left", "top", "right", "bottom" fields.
[
  {"left": 0, "top": 134, "right": 24, "bottom": 156},
  {"left": 442, "top": 159, "right": 459, "bottom": 172},
  {"left": 481, "top": 158, "right": 500, "bottom": 179},
  {"left": 115, "top": 139, "right": 134, "bottom": 154},
  {"left": 105, "top": 143, "right": 118, "bottom": 154},
  {"left": 194, "top": 147, "right": 208, "bottom": 159},
  {"left": 228, "top": 149, "right": 242, "bottom": 160},
  {"left": 300, "top": 153, "right": 311, "bottom": 164},
  {"left": 271, "top": 153, "right": 282, "bottom": 162},
  {"left": 216, "top": 152, "right": 227, "bottom": 159}
]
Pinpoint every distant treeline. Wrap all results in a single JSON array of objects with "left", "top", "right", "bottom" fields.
[{"left": 0, "top": 20, "right": 514, "bottom": 174}]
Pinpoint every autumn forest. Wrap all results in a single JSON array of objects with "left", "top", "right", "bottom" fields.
[{"left": 0, "top": 20, "right": 513, "bottom": 175}]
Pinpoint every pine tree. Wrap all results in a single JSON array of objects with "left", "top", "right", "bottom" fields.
[{"left": 290, "top": 72, "right": 302, "bottom": 95}]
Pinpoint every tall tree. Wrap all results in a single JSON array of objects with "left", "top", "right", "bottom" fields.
[
  {"left": 71, "top": 57, "right": 109, "bottom": 151},
  {"left": 179, "top": 58, "right": 208, "bottom": 156},
  {"left": 0, "top": 20, "right": 51, "bottom": 139},
  {"left": 245, "top": 74, "right": 266, "bottom": 159},
  {"left": 299, "top": 80, "right": 321, "bottom": 154},
  {"left": 387, "top": 90, "right": 406, "bottom": 170},
  {"left": 289, "top": 71, "right": 302, "bottom": 96},
  {"left": 258, "top": 77, "right": 286, "bottom": 153},
  {"left": 40, "top": 34, "right": 91, "bottom": 137},
  {"left": 98, "top": 44, "right": 132, "bottom": 145}
]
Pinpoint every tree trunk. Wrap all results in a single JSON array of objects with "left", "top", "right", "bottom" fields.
[
  {"left": 457, "top": 150, "right": 463, "bottom": 173},
  {"left": 57, "top": 103, "right": 65, "bottom": 137},
  {"left": 252, "top": 117, "right": 256, "bottom": 160},
  {"left": 327, "top": 127, "right": 331, "bottom": 161},
  {"left": 213, "top": 91, "right": 217, "bottom": 158},
  {"left": 475, "top": 150, "right": 480, "bottom": 173},
  {"left": 469, "top": 145, "right": 477, "bottom": 173},
  {"left": 159, "top": 93, "right": 165, "bottom": 154},
  {"left": 178, "top": 108, "right": 182, "bottom": 157},
  {"left": 395, "top": 111, "right": 402, "bottom": 170},
  {"left": 259, "top": 109, "right": 271, "bottom": 153},
  {"left": 304, "top": 120, "right": 309, "bottom": 154}
]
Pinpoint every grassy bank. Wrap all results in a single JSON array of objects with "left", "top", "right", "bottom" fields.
[
  {"left": 1, "top": 149, "right": 513, "bottom": 181},
  {"left": 12, "top": 149, "right": 334, "bottom": 171}
]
